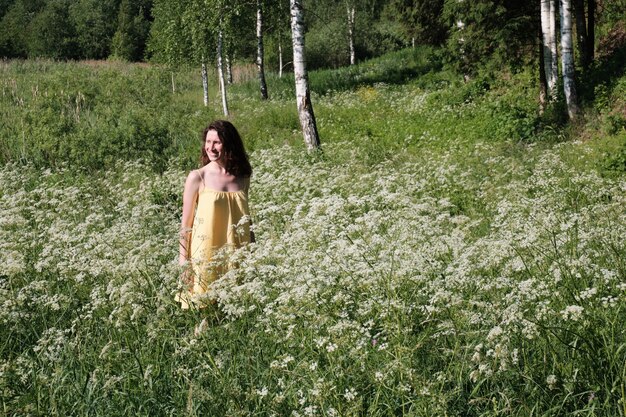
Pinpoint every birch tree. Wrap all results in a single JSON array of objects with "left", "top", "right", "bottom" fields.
[
  {"left": 274, "top": 0, "right": 289, "bottom": 77},
  {"left": 559, "top": 0, "right": 579, "bottom": 119},
  {"left": 201, "top": 56, "right": 209, "bottom": 106},
  {"left": 540, "top": 0, "right": 558, "bottom": 101},
  {"left": 290, "top": 0, "right": 321, "bottom": 150},
  {"left": 150, "top": 0, "right": 239, "bottom": 113},
  {"left": 257, "top": 0, "right": 269, "bottom": 99},
  {"left": 346, "top": 1, "right": 356, "bottom": 65},
  {"left": 217, "top": 28, "right": 229, "bottom": 116}
]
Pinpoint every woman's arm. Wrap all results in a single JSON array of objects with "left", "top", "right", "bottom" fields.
[
  {"left": 244, "top": 176, "right": 256, "bottom": 243},
  {"left": 179, "top": 171, "right": 200, "bottom": 265}
]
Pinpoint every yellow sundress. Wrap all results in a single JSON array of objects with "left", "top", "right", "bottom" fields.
[{"left": 177, "top": 187, "right": 251, "bottom": 309}]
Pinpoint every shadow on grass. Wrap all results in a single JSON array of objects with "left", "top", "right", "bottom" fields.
[
  {"left": 309, "top": 46, "right": 444, "bottom": 95},
  {"left": 250, "top": 46, "right": 445, "bottom": 100}
]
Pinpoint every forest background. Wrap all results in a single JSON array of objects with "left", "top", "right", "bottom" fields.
[{"left": 1, "top": 0, "right": 626, "bottom": 416}]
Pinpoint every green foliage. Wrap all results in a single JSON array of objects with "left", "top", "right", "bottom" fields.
[
  {"left": 383, "top": 0, "right": 447, "bottom": 46},
  {"left": 68, "top": 0, "right": 119, "bottom": 59},
  {"left": 296, "top": 0, "right": 412, "bottom": 69},
  {"left": 0, "top": 0, "right": 40, "bottom": 57},
  {"left": 110, "top": 0, "right": 151, "bottom": 61},
  {"left": 305, "top": 19, "right": 348, "bottom": 69},
  {"left": 0, "top": 60, "right": 209, "bottom": 170},
  {"left": 599, "top": 134, "right": 626, "bottom": 176},
  {"left": 26, "top": 0, "right": 78, "bottom": 59},
  {"left": 147, "top": 0, "right": 193, "bottom": 65},
  {"left": 441, "top": 0, "right": 537, "bottom": 75}
]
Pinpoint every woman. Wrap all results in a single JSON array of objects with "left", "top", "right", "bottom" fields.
[{"left": 177, "top": 120, "right": 253, "bottom": 309}]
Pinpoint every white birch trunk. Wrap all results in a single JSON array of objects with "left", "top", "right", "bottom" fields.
[
  {"left": 278, "top": 40, "right": 283, "bottom": 78},
  {"left": 226, "top": 55, "right": 232, "bottom": 84},
  {"left": 217, "top": 31, "right": 229, "bottom": 116},
  {"left": 346, "top": 4, "right": 355, "bottom": 65},
  {"left": 549, "top": 0, "right": 558, "bottom": 90},
  {"left": 559, "top": 0, "right": 579, "bottom": 119},
  {"left": 290, "top": 0, "right": 320, "bottom": 150},
  {"left": 201, "top": 57, "right": 209, "bottom": 107},
  {"left": 541, "top": 0, "right": 558, "bottom": 101},
  {"left": 257, "top": 0, "right": 269, "bottom": 99},
  {"left": 171, "top": 71, "right": 176, "bottom": 93}
]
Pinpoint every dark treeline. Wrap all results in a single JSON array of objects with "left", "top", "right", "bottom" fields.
[
  {"left": 0, "top": 0, "right": 152, "bottom": 61},
  {"left": 0, "top": 0, "right": 622, "bottom": 72}
]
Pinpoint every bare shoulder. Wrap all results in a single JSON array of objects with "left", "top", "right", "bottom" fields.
[{"left": 183, "top": 169, "right": 202, "bottom": 193}]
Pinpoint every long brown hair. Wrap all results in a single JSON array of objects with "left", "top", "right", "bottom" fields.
[{"left": 200, "top": 120, "right": 252, "bottom": 177}]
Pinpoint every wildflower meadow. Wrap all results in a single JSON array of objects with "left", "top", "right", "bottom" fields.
[{"left": 1, "top": 49, "right": 625, "bottom": 416}]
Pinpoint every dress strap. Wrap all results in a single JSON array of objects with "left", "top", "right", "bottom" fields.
[{"left": 196, "top": 169, "right": 205, "bottom": 190}]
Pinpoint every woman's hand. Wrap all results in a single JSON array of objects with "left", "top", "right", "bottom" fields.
[{"left": 180, "top": 263, "right": 194, "bottom": 290}]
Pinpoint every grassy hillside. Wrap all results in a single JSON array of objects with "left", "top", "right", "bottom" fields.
[{"left": 0, "top": 48, "right": 625, "bottom": 415}]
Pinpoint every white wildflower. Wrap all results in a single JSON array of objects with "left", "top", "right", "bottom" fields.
[
  {"left": 343, "top": 387, "right": 357, "bottom": 402},
  {"left": 560, "top": 305, "right": 584, "bottom": 321}
]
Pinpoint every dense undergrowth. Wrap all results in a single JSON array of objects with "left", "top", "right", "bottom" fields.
[{"left": 1, "top": 47, "right": 625, "bottom": 416}]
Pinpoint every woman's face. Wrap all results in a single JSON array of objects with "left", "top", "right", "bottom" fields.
[{"left": 205, "top": 130, "right": 224, "bottom": 163}]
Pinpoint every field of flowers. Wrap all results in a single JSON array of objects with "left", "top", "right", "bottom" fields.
[{"left": 1, "top": 52, "right": 625, "bottom": 416}]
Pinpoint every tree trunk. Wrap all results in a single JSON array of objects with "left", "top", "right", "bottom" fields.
[
  {"left": 257, "top": 0, "right": 269, "bottom": 99},
  {"left": 540, "top": 0, "right": 558, "bottom": 101},
  {"left": 290, "top": 0, "right": 320, "bottom": 150},
  {"left": 539, "top": 34, "right": 547, "bottom": 115},
  {"left": 573, "top": 0, "right": 588, "bottom": 69},
  {"left": 226, "top": 55, "right": 233, "bottom": 84},
  {"left": 217, "top": 31, "right": 229, "bottom": 116},
  {"left": 587, "top": 0, "right": 595, "bottom": 63},
  {"left": 346, "top": 3, "right": 355, "bottom": 65},
  {"left": 560, "top": 0, "right": 580, "bottom": 120},
  {"left": 201, "top": 57, "right": 209, "bottom": 107},
  {"left": 278, "top": 40, "right": 283, "bottom": 78},
  {"left": 171, "top": 71, "right": 176, "bottom": 94}
]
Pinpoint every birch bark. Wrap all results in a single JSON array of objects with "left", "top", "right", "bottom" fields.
[
  {"left": 346, "top": 3, "right": 355, "bottom": 65},
  {"left": 278, "top": 40, "right": 283, "bottom": 78},
  {"left": 217, "top": 30, "right": 229, "bottom": 116},
  {"left": 257, "top": 0, "right": 269, "bottom": 99},
  {"left": 560, "top": 0, "right": 580, "bottom": 119},
  {"left": 290, "top": 0, "right": 320, "bottom": 150},
  {"left": 540, "top": 0, "right": 558, "bottom": 101},
  {"left": 201, "top": 57, "right": 209, "bottom": 107},
  {"left": 226, "top": 55, "right": 232, "bottom": 84}
]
